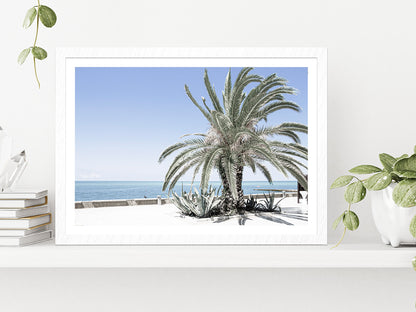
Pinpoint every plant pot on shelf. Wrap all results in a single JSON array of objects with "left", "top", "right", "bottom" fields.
[{"left": 370, "top": 184, "right": 416, "bottom": 248}]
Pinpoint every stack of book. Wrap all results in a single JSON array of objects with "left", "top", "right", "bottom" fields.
[{"left": 0, "top": 190, "right": 52, "bottom": 246}]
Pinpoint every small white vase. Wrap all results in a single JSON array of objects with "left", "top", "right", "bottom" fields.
[{"left": 370, "top": 184, "right": 416, "bottom": 247}]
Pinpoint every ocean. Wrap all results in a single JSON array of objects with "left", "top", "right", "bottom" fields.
[{"left": 75, "top": 181, "right": 298, "bottom": 202}]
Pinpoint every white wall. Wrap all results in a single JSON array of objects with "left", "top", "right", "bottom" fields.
[{"left": 1, "top": 0, "right": 416, "bottom": 311}]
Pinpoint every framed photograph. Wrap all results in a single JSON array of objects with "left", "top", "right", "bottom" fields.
[{"left": 56, "top": 47, "right": 327, "bottom": 245}]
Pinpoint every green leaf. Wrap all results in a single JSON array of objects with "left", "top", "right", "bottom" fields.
[
  {"left": 397, "top": 154, "right": 409, "bottom": 161},
  {"left": 392, "top": 179, "right": 416, "bottom": 208},
  {"left": 413, "top": 257, "right": 416, "bottom": 271},
  {"left": 395, "top": 171, "right": 416, "bottom": 179},
  {"left": 343, "top": 211, "right": 359, "bottom": 231},
  {"left": 31, "top": 47, "right": 47, "bottom": 60},
  {"left": 349, "top": 165, "right": 382, "bottom": 174},
  {"left": 344, "top": 181, "right": 366, "bottom": 203},
  {"left": 333, "top": 212, "right": 345, "bottom": 230},
  {"left": 410, "top": 215, "right": 416, "bottom": 238},
  {"left": 23, "top": 7, "right": 37, "bottom": 28},
  {"left": 414, "top": 146, "right": 416, "bottom": 155},
  {"left": 394, "top": 155, "right": 416, "bottom": 179},
  {"left": 364, "top": 171, "right": 392, "bottom": 191},
  {"left": 39, "top": 5, "right": 57, "bottom": 28},
  {"left": 390, "top": 172, "right": 402, "bottom": 182},
  {"left": 17, "top": 48, "right": 31, "bottom": 65},
  {"left": 330, "top": 175, "right": 354, "bottom": 189},
  {"left": 379, "top": 153, "right": 396, "bottom": 172}
]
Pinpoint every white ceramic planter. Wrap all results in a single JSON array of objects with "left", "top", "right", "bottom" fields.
[{"left": 370, "top": 184, "right": 416, "bottom": 247}]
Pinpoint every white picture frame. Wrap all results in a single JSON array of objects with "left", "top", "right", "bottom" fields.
[{"left": 56, "top": 47, "right": 327, "bottom": 245}]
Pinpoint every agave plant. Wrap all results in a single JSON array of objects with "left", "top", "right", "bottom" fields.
[
  {"left": 244, "top": 195, "right": 258, "bottom": 211},
  {"left": 171, "top": 186, "right": 221, "bottom": 218},
  {"left": 160, "top": 67, "right": 308, "bottom": 213},
  {"left": 171, "top": 191, "right": 194, "bottom": 216},
  {"left": 257, "top": 192, "right": 285, "bottom": 213}
]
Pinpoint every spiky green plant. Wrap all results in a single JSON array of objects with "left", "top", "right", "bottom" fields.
[
  {"left": 171, "top": 186, "right": 221, "bottom": 218},
  {"left": 171, "top": 191, "right": 194, "bottom": 216},
  {"left": 160, "top": 67, "right": 308, "bottom": 213},
  {"left": 257, "top": 192, "right": 282, "bottom": 213},
  {"left": 244, "top": 195, "right": 258, "bottom": 211}
]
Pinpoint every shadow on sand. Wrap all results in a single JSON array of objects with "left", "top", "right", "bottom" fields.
[
  {"left": 281, "top": 213, "right": 308, "bottom": 222},
  {"left": 212, "top": 216, "right": 231, "bottom": 223},
  {"left": 200, "top": 211, "right": 307, "bottom": 226},
  {"left": 238, "top": 214, "right": 252, "bottom": 225},
  {"left": 254, "top": 213, "right": 294, "bottom": 225}
]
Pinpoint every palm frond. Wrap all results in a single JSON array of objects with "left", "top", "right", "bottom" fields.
[
  {"left": 185, "top": 84, "right": 212, "bottom": 122},
  {"left": 258, "top": 101, "right": 300, "bottom": 121},
  {"left": 164, "top": 145, "right": 206, "bottom": 177},
  {"left": 201, "top": 97, "right": 211, "bottom": 113},
  {"left": 250, "top": 145, "right": 288, "bottom": 177},
  {"left": 180, "top": 133, "right": 207, "bottom": 138},
  {"left": 259, "top": 123, "right": 308, "bottom": 143},
  {"left": 239, "top": 88, "right": 297, "bottom": 127},
  {"left": 159, "top": 137, "right": 206, "bottom": 162},
  {"left": 204, "top": 69, "right": 223, "bottom": 113},
  {"left": 275, "top": 153, "right": 308, "bottom": 170},
  {"left": 190, "top": 162, "right": 202, "bottom": 188},
  {"left": 269, "top": 141, "right": 308, "bottom": 156},
  {"left": 229, "top": 68, "right": 262, "bottom": 121},
  {"left": 159, "top": 142, "right": 187, "bottom": 162},
  {"left": 279, "top": 161, "right": 308, "bottom": 190},
  {"left": 245, "top": 156, "right": 256, "bottom": 173},
  {"left": 212, "top": 111, "right": 233, "bottom": 135},
  {"left": 272, "top": 148, "right": 308, "bottom": 161},
  {"left": 276, "top": 130, "right": 301, "bottom": 143},
  {"left": 200, "top": 147, "right": 223, "bottom": 192},
  {"left": 163, "top": 150, "right": 207, "bottom": 191},
  {"left": 275, "top": 122, "right": 308, "bottom": 134},
  {"left": 255, "top": 162, "right": 273, "bottom": 183},
  {"left": 223, "top": 68, "right": 232, "bottom": 114},
  {"left": 168, "top": 158, "right": 202, "bottom": 192}
]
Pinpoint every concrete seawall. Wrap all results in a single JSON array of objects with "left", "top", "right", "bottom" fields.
[
  {"left": 75, "top": 191, "right": 298, "bottom": 209},
  {"left": 75, "top": 197, "right": 169, "bottom": 209}
]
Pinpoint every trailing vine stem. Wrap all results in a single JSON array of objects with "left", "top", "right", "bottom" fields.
[
  {"left": 19, "top": 1, "right": 56, "bottom": 88},
  {"left": 331, "top": 203, "right": 351, "bottom": 249},
  {"left": 33, "top": 0, "right": 41, "bottom": 88},
  {"left": 331, "top": 227, "right": 346, "bottom": 249}
]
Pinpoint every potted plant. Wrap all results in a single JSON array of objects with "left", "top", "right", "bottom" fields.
[{"left": 331, "top": 145, "right": 416, "bottom": 247}]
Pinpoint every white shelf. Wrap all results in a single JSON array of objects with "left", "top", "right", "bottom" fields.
[{"left": 0, "top": 241, "right": 415, "bottom": 268}]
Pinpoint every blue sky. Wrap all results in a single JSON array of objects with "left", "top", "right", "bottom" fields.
[{"left": 75, "top": 67, "right": 308, "bottom": 181}]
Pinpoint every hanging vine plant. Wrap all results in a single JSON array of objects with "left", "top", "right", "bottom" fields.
[{"left": 18, "top": 1, "right": 57, "bottom": 88}]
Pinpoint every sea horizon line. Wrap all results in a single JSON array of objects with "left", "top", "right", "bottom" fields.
[{"left": 75, "top": 180, "right": 297, "bottom": 182}]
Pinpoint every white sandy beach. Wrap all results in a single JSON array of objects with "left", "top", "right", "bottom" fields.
[{"left": 75, "top": 197, "right": 308, "bottom": 227}]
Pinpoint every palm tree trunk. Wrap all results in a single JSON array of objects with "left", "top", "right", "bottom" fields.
[
  {"left": 236, "top": 165, "right": 245, "bottom": 211},
  {"left": 218, "top": 163, "right": 234, "bottom": 214}
]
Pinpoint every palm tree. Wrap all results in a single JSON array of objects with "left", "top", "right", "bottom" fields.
[{"left": 159, "top": 67, "right": 308, "bottom": 213}]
